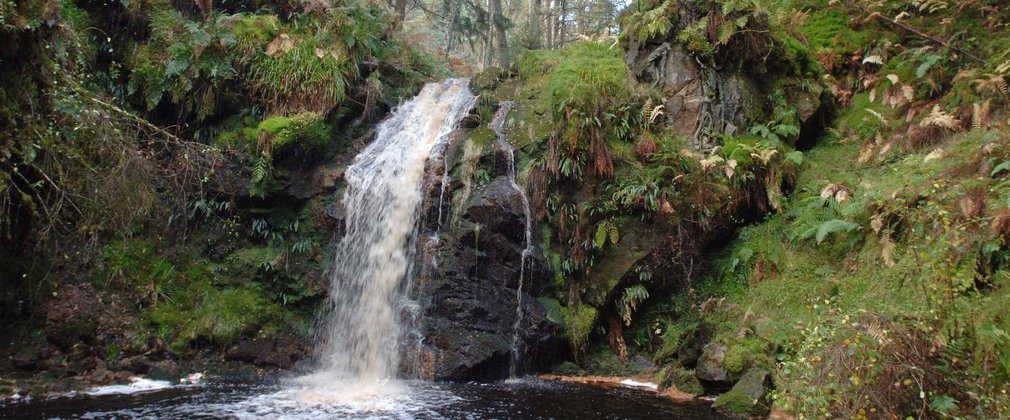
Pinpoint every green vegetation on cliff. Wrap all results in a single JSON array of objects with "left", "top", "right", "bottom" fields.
[
  {"left": 0, "top": 0, "right": 440, "bottom": 371},
  {"left": 467, "top": 0, "right": 1010, "bottom": 418},
  {"left": 577, "top": 0, "right": 1010, "bottom": 418},
  {"left": 471, "top": 0, "right": 824, "bottom": 367}
]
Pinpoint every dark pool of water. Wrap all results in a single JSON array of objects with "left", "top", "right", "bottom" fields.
[{"left": 1, "top": 377, "right": 725, "bottom": 419}]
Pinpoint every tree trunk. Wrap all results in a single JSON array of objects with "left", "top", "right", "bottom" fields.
[
  {"left": 557, "top": 0, "right": 566, "bottom": 47},
  {"left": 490, "top": 0, "right": 510, "bottom": 66},
  {"left": 529, "top": 0, "right": 542, "bottom": 48},
  {"left": 394, "top": 0, "right": 407, "bottom": 25},
  {"left": 545, "top": 0, "right": 554, "bottom": 48}
]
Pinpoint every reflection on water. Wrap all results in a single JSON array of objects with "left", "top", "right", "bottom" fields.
[{"left": 2, "top": 377, "right": 726, "bottom": 419}]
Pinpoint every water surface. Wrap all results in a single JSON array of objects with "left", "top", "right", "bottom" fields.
[{"left": 2, "top": 377, "right": 725, "bottom": 419}]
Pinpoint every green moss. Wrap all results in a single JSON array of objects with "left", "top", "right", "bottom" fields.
[
  {"left": 799, "top": 10, "right": 874, "bottom": 54},
  {"left": 837, "top": 92, "right": 891, "bottom": 139},
  {"left": 229, "top": 14, "right": 280, "bottom": 47},
  {"left": 723, "top": 343, "right": 748, "bottom": 374},
  {"left": 714, "top": 386, "right": 763, "bottom": 415},
  {"left": 562, "top": 304, "right": 598, "bottom": 355},
  {"left": 655, "top": 364, "right": 704, "bottom": 395},
  {"left": 546, "top": 43, "right": 630, "bottom": 114},
  {"left": 245, "top": 112, "right": 330, "bottom": 162},
  {"left": 225, "top": 246, "right": 280, "bottom": 277},
  {"left": 537, "top": 296, "right": 566, "bottom": 325},
  {"left": 778, "top": 34, "right": 820, "bottom": 78},
  {"left": 145, "top": 281, "right": 280, "bottom": 353},
  {"left": 468, "top": 127, "right": 496, "bottom": 148},
  {"left": 214, "top": 130, "right": 241, "bottom": 148}
]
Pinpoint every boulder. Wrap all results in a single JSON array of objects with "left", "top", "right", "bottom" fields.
[
  {"left": 86, "top": 368, "right": 115, "bottom": 385},
  {"left": 115, "top": 355, "right": 156, "bottom": 374},
  {"left": 655, "top": 363, "right": 704, "bottom": 396},
  {"left": 696, "top": 342, "right": 729, "bottom": 383},
  {"left": 147, "top": 360, "right": 180, "bottom": 381},
  {"left": 11, "top": 347, "right": 41, "bottom": 370},
  {"left": 713, "top": 368, "right": 773, "bottom": 418}
]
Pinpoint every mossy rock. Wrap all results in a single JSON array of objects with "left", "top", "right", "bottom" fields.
[
  {"left": 470, "top": 67, "right": 507, "bottom": 93},
  {"left": 244, "top": 113, "right": 330, "bottom": 163},
  {"left": 552, "top": 361, "right": 583, "bottom": 375},
  {"left": 655, "top": 364, "right": 704, "bottom": 396},
  {"left": 712, "top": 369, "right": 772, "bottom": 418},
  {"left": 144, "top": 282, "right": 280, "bottom": 354}
]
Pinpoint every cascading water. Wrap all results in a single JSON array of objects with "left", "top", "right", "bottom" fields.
[
  {"left": 489, "top": 101, "right": 535, "bottom": 378},
  {"left": 304, "top": 79, "right": 477, "bottom": 392}
]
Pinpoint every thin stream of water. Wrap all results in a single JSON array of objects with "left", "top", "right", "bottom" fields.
[{"left": 489, "top": 101, "right": 535, "bottom": 378}]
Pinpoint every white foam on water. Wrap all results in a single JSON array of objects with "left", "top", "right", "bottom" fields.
[
  {"left": 620, "top": 379, "right": 659, "bottom": 390},
  {"left": 199, "top": 380, "right": 460, "bottom": 419},
  {"left": 86, "top": 377, "right": 175, "bottom": 396}
]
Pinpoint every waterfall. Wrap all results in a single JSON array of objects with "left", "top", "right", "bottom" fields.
[
  {"left": 489, "top": 102, "right": 534, "bottom": 378},
  {"left": 309, "top": 79, "right": 477, "bottom": 386}
]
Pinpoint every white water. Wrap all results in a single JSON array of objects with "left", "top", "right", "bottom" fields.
[
  {"left": 85, "top": 378, "right": 176, "bottom": 396},
  {"left": 489, "top": 101, "right": 535, "bottom": 378},
  {"left": 306, "top": 79, "right": 477, "bottom": 392}
]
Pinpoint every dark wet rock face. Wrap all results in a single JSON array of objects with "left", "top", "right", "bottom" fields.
[
  {"left": 625, "top": 41, "right": 829, "bottom": 152},
  {"left": 225, "top": 335, "right": 309, "bottom": 369},
  {"left": 626, "top": 42, "right": 765, "bottom": 151},
  {"left": 404, "top": 135, "right": 558, "bottom": 381}
]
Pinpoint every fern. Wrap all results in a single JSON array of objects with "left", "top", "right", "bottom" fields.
[
  {"left": 928, "top": 395, "right": 959, "bottom": 414},
  {"left": 916, "top": 54, "right": 943, "bottom": 78},
  {"left": 785, "top": 150, "right": 804, "bottom": 165},
  {"left": 593, "top": 219, "right": 620, "bottom": 249},
  {"left": 248, "top": 153, "right": 272, "bottom": 198},
  {"left": 815, "top": 219, "right": 858, "bottom": 244},
  {"left": 618, "top": 284, "right": 650, "bottom": 326},
  {"left": 913, "top": 0, "right": 949, "bottom": 13}
]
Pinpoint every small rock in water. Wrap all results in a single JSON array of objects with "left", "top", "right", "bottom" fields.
[{"left": 180, "top": 372, "right": 204, "bottom": 384}]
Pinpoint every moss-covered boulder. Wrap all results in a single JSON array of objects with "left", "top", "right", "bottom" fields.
[
  {"left": 655, "top": 363, "right": 704, "bottom": 396},
  {"left": 713, "top": 368, "right": 773, "bottom": 418}
]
